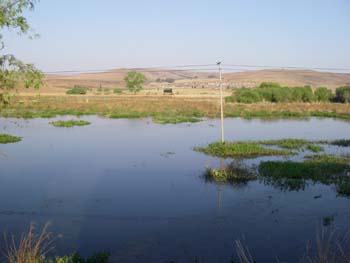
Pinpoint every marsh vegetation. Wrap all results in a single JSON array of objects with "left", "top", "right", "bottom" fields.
[
  {"left": 49, "top": 120, "right": 91, "bottom": 127},
  {"left": 0, "top": 134, "right": 21, "bottom": 144},
  {"left": 198, "top": 139, "right": 350, "bottom": 195}
]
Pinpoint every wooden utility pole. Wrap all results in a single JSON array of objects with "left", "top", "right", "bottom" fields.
[{"left": 217, "top": 62, "right": 225, "bottom": 143}]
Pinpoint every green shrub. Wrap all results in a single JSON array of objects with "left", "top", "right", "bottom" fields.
[
  {"left": 301, "top": 86, "right": 314, "bottom": 102},
  {"left": 256, "top": 82, "right": 283, "bottom": 102},
  {"left": 113, "top": 88, "right": 123, "bottom": 94},
  {"left": 234, "top": 88, "right": 262, "bottom": 103},
  {"left": 314, "top": 87, "right": 333, "bottom": 102},
  {"left": 66, "top": 86, "right": 87, "bottom": 95},
  {"left": 290, "top": 86, "right": 314, "bottom": 102},
  {"left": 255, "top": 83, "right": 294, "bottom": 103},
  {"left": 334, "top": 86, "right": 350, "bottom": 103}
]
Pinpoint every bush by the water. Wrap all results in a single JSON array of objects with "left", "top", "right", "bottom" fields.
[
  {"left": 227, "top": 88, "right": 262, "bottom": 103},
  {"left": 334, "top": 86, "right": 350, "bottom": 103},
  {"left": 314, "top": 87, "right": 333, "bottom": 102},
  {"left": 66, "top": 86, "right": 87, "bottom": 95},
  {"left": 225, "top": 82, "right": 349, "bottom": 104}
]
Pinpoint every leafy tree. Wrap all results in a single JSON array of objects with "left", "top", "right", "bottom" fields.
[
  {"left": 334, "top": 86, "right": 350, "bottom": 103},
  {"left": 233, "top": 88, "right": 262, "bottom": 103},
  {"left": 0, "top": 0, "right": 43, "bottom": 105},
  {"left": 314, "top": 87, "right": 333, "bottom": 102},
  {"left": 124, "top": 71, "right": 146, "bottom": 93}
]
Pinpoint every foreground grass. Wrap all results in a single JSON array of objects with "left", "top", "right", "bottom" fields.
[
  {"left": 7, "top": 222, "right": 350, "bottom": 263},
  {"left": 1, "top": 97, "right": 350, "bottom": 123},
  {"left": 0, "top": 134, "right": 21, "bottom": 144},
  {"left": 50, "top": 120, "right": 91, "bottom": 127},
  {"left": 195, "top": 141, "right": 292, "bottom": 158},
  {"left": 5, "top": 223, "right": 110, "bottom": 263}
]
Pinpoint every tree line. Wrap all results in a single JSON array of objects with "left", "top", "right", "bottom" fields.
[{"left": 226, "top": 82, "right": 350, "bottom": 103}]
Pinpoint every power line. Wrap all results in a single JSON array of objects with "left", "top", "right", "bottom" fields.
[
  {"left": 43, "top": 64, "right": 217, "bottom": 75},
  {"left": 223, "top": 64, "right": 350, "bottom": 71},
  {"left": 43, "top": 63, "right": 350, "bottom": 75}
]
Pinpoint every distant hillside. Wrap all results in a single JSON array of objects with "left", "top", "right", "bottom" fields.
[
  {"left": 43, "top": 69, "right": 350, "bottom": 90},
  {"left": 224, "top": 70, "right": 350, "bottom": 89}
]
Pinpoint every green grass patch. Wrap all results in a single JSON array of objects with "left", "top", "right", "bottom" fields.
[
  {"left": 306, "top": 144, "right": 324, "bottom": 153},
  {"left": 105, "top": 110, "right": 147, "bottom": 119},
  {"left": 195, "top": 141, "right": 291, "bottom": 158},
  {"left": 153, "top": 114, "right": 201, "bottom": 124},
  {"left": 261, "top": 138, "right": 309, "bottom": 149},
  {"left": 0, "top": 134, "right": 21, "bottom": 144},
  {"left": 50, "top": 119, "right": 91, "bottom": 127},
  {"left": 203, "top": 163, "right": 256, "bottom": 184},
  {"left": 260, "top": 138, "right": 324, "bottom": 152}
]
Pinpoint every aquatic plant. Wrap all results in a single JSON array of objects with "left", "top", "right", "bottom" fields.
[
  {"left": 203, "top": 162, "right": 257, "bottom": 184},
  {"left": 50, "top": 120, "right": 91, "bottom": 127},
  {"left": 260, "top": 138, "right": 309, "bottom": 150},
  {"left": 0, "top": 134, "right": 21, "bottom": 144},
  {"left": 306, "top": 144, "right": 324, "bottom": 153},
  {"left": 55, "top": 252, "right": 110, "bottom": 263},
  {"left": 305, "top": 154, "right": 350, "bottom": 164},
  {"left": 195, "top": 141, "right": 291, "bottom": 158},
  {"left": 259, "top": 160, "right": 350, "bottom": 193},
  {"left": 153, "top": 114, "right": 201, "bottom": 124},
  {"left": 330, "top": 139, "right": 350, "bottom": 147},
  {"left": 337, "top": 179, "right": 350, "bottom": 196}
]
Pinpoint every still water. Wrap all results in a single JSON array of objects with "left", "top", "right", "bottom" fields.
[{"left": 0, "top": 117, "right": 350, "bottom": 262}]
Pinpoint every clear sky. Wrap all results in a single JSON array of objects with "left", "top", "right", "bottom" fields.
[{"left": 3, "top": 0, "right": 350, "bottom": 72}]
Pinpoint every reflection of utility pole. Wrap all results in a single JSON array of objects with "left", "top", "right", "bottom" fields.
[
  {"left": 217, "top": 62, "right": 225, "bottom": 143},
  {"left": 217, "top": 184, "right": 222, "bottom": 209},
  {"left": 217, "top": 159, "right": 225, "bottom": 209}
]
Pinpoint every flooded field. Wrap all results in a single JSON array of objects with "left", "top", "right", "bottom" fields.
[{"left": 0, "top": 117, "right": 350, "bottom": 262}]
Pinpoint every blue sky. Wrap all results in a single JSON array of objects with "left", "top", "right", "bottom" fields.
[{"left": 3, "top": 0, "right": 350, "bottom": 71}]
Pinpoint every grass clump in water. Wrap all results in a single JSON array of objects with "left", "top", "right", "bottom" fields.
[
  {"left": 195, "top": 141, "right": 291, "bottom": 158},
  {"left": 203, "top": 162, "right": 256, "bottom": 184},
  {"left": 261, "top": 138, "right": 309, "bottom": 149},
  {"left": 305, "top": 154, "right": 350, "bottom": 164},
  {"left": 261, "top": 138, "right": 325, "bottom": 153},
  {"left": 0, "top": 134, "right": 21, "bottom": 144},
  {"left": 153, "top": 114, "right": 201, "bottom": 124},
  {"left": 337, "top": 179, "right": 350, "bottom": 196},
  {"left": 330, "top": 139, "right": 350, "bottom": 147},
  {"left": 259, "top": 159, "right": 350, "bottom": 194},
  {"left": 306, "top": 144, "right": 324, "bottom": 153},
  {"left": 50, "top": 119, "right": 91, "bottom": 127}
]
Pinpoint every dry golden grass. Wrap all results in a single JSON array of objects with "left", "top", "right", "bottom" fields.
[
  {"left": 4, "top": 223, "right": 55, "bottom": 263},
  {"left": 7, "top": 96, "right": 350, "bottom": 119}
]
